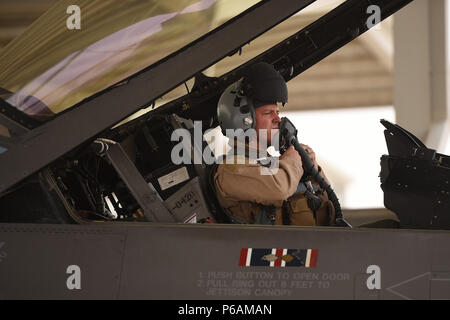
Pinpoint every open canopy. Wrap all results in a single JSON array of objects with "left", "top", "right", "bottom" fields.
[
  {"left": 0, "top": 0, "right": 413, "bottom": 194},
  {"left": 0, "top": 0, "right": 261, "bottom": 120}
]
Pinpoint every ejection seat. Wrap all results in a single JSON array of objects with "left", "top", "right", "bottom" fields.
[{"left": 163, "top": 114, "right": 231, "bottom": 223}]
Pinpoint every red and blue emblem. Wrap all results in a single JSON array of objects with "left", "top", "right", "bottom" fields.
[{"left": 239, "top": 248, "right": 318, "bottom": 267}]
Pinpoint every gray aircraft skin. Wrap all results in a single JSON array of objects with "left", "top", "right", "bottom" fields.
[
  {"left": 1, "top": 0, "right": 450, "bottom": 300},
  {"left": 1, "top": 222, "right": 449, "bottom": 299}
]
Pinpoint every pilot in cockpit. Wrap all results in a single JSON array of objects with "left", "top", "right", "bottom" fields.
[{"left": 213, "top": 62, "right": 335, "bottom": 226}]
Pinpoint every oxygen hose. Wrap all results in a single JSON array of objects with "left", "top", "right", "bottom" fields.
[{"left": 280, "top": 118, "right": 351, "bottom": 228}]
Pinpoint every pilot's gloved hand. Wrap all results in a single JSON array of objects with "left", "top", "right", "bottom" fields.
[
  {"left": 280, "top": 145, "right": 302, "bottom": 165},
  {"left": 300, "top": 144, "right": 319, "bottom": 171}
]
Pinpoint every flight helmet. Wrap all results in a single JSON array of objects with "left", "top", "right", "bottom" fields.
[{"left": 217, "top": 62, "right": 288, "bottom": 131}]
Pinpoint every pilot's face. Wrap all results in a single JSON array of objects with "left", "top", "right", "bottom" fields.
[{"left": 254, "top": 104, "right": 281, "bottom": 146}]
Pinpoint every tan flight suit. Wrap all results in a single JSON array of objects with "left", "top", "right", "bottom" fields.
[
  {"left": 214, "top": 155, "right": 300, "bottom": 224},
  {"left": 214, "top": 155, "right": 335, "bottom": 225}
]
